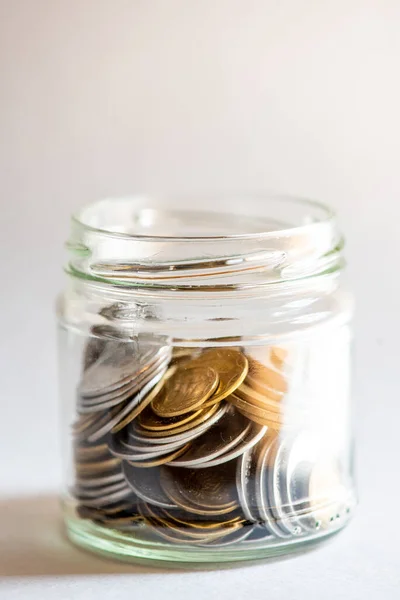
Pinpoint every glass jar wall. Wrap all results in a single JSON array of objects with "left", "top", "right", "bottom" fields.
[{"left": 57, "top": 196, "right": 355, "bottom": 564}]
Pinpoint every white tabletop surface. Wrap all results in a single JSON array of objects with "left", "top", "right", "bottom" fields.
[{"left": 1, "top": 1, "right": 400, "bottom": 598}]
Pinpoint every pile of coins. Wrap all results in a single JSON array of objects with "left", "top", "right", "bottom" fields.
[{"left": 72, "top": 332, "right": 347, "bottom": 546}]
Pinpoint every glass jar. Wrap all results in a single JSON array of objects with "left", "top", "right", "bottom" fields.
[{"left": 57, "top": 195, "right": 356, "bottom": 565}]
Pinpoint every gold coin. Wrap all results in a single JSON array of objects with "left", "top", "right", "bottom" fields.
[
  {"left": 270, "top": 346, "right": 288, "bottom": 369},
  {"left": 246, "top": 358, "right": 287, "bottom": 401},
  {"left": 236, "top": 408, "right": 282, "bottom": 432},
  {"left": 234, "top": 383, "right": 282, "bottom": 412},
  {"left": 138, "top": 405, "right": 204, "bottom": 432},
  {"left": 151, "top": 364, "right": 218, "bottom": 417},
  {"left": 161, "top": 509, "right": 244, "bottom": 530},
  {"left": 144, "top": 516, "right": 212, "bottom": 545},
  {"left": 134, "top": 403, "right": 220, "bottom": 438},
  {"left": 229, "top": 394, "right": 283, "bottom": 424},
  {"left": 126, "top": 443, "right": 190, "bottom": 468},
  {"left": 194, "top": 349, "right": 249, "bottom": 407},
  {"left": 143, "top": 504, "right": 239, "bottom": 542},
  {"left": 111, "top": 374, "right": 169, "bottom": 434}
]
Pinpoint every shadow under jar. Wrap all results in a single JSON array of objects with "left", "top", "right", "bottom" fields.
[{"left": 57, "top": 195, "right": 356, "bottom": 565}]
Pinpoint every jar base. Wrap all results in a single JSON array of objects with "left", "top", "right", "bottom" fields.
[{"left": 64, "top": 514, "right": 352, "bottom": 568}]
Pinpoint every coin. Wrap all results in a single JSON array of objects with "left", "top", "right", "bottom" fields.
[
  {"left": 143, "top": 503, "right": 240, "bottom": 543},
  {"left": 87, "top": 371, "right": 165, "bottom": 442},
  {"left": 88, "top": 500, "right": 135, "bottom": 515},
  {"left": 255, "top": 431, "right": 290, "bottom": 538},
  {"left": 79, "top": 338, "right": 169, "bottom": 397},
  {"left": 267, "top": 435, "right": 305, "bottom": 536},
  {"left": 123, "top": 463, "right": 177, "bottom": 508},
  {"left": 236, "top": 446, "right": 259, "bottom": 522},
  {"left": 75, "top": 457, "right": 121, "bottom": 476},
  {"left": 74, "top": 407, "right": 119, "bottom": 442},
  {"left": 109, "top": 433, "right": 187, "bottom": 460},
  {"left": 126, "top": 444, "right": 190, "bottom": 468},
  {"left": 270, "top": 346, "right": 288, "bottom": 370},
  {"left": 235, "top": 408, "right": 282, "bottom": 431},
  {"left": 168, "top": 408, "right": 250, "bottom": 467},
  {"left": 75, "top": 470, "right": 125, "bottom": 488},
  {"left": 198, "top": 526, "right": 253, "bottom": 547},
  {"left": 188, "top": 422, "right": 267, "bottom": 469},
  {"left": 245, "top": 357, "right": 287, "bottom": 401},
  {"left": 78, "top": 354, "right": 170, "bottom": 413},
  {"left": 163, "top": 464, "right": 238, "bottom": 510},
  {"left": 193, "top": 349, "right": 249, "bottom": 406},
  {"left": 83, "top": 334, "right": 107, "bottom": 371},
  {"left": 137, "top": 405, "right": 204, "bottom": 432},
  {"left": 96, "top": 514, "right": 144, "bottom": 528},
  {"left": 74, "top": 443, "right": 109, "bottom": 461},
  {"left": 151, "top": 364, "right": 219, "bottom": 417},
  {"left": 73, "top": 479, "right": 128, "bottom": 500},
  {"left": 161, "top": 509, "right": 243, "bottom": 530},
  {"left": 77, "top": 484, "right": 132, "bottom": 508},
  {"left": 129, "top": 402, "right": 227, "bottom": 444},
  {"left": 142, "top": 515, "right": 211, "bottom": 545},
  {"left": 229, "top": 394, "right": 283, "bottom": 424},
  {"left": 160, "top": 472, "right": 238, "bottom": 516},
  {"left": 233, "top": 383, "right": 282, "bottom": 412}
]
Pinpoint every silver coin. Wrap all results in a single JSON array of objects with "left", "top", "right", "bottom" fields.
[
  {"left": 286, "top": 460, "right": 315, "bottom": 531},
  {"left": 236, "top": 447, "right": 259, "bottom": 522},
  {"left": 78, "top": 484, "right": 132, "bottom": 508},
  {"left": 74, "top": 410, "right": 115, "bottom": 442},
  {"left": 128, "top": 402, "right": 229, "bottom": 446},
  {"left": 268, "top": 435, "right": 304, "bottom": 536},
  {"left": 79, "top": 349, "right": 169, "bottom": 405},
  {"left": 75, "top": 471, "right": 125, "bottom": 488},
  {"left": 185, "top": 423, "right": 267, "bottom": 469},
  {"left": 255, "top": 433, "right": 291, "bottom": 538},
  {"left": 78, "top": 383, "right": 138, "bottom": 414},
  {"left": 168, "top": 409, "right": 251, "bottom": 468},
  {"left": 73, "top": 479, "right": 128, "bottom": 500},
  {"left": 109, "top": 435, "right": 186, "bottom": 460},
  {"left": 113, "top": 440, "right": 184, "bottom": 461},
  {"left": 83, "top": 335, "right": 108, "bottom": 371},
  {"left": 79, "top": 339, "right": 169, "bottom": 397},
  {"left": 87, "top": 371, "right": 165, "bottom": 443},
  {"left": 78, "top": 359, "right": 168, "bottom": 414},
  {"left": 123, "top": 463, "right": 177, "bottom": 509},
  {"left": 280, "top": 432, "right": 324, "bottom": 532}
]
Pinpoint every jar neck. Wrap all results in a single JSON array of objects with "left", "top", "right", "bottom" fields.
[{"left": 65, "top": 196, "right": 344, "bottom": 301}]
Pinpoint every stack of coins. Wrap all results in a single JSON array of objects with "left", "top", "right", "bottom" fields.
[
  {"left": 72, "top": 333, "right": 349, "bottom": 545},
  {"left": 228, "top": 347, "right": 287, "bottom": 432}
]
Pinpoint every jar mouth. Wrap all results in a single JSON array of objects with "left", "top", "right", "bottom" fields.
[
  {"left": 67, "top": 195, "right": 342, "bottom": 294},
  {"left": 71, "top": 195, "right": 335, "bottom": 242}
]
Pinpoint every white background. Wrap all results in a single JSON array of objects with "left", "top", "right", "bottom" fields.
[{"left": 0, "top": 1, "right": 399, "bottom": 598}]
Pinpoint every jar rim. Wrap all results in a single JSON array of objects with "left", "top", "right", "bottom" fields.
[{"left": 71, "top": 194, "right": 336, "bottom": 243}]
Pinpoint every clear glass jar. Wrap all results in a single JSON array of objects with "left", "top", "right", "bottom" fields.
[{"left": 57, "top": 195, "right": 356, "bottom": 565}]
